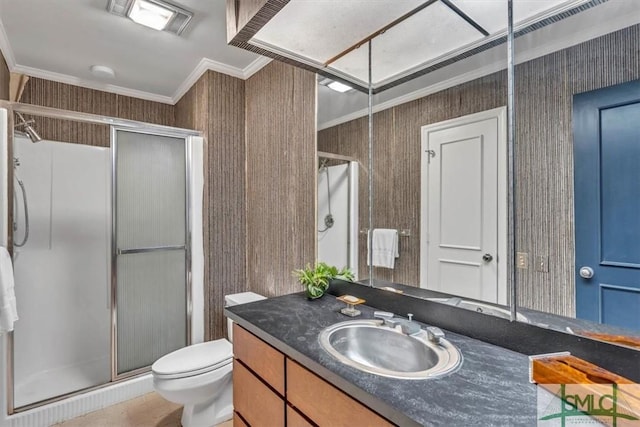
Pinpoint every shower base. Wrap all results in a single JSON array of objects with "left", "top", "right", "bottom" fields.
[{"left": 5, "top": 371, "right": 152, "bottom": 427}]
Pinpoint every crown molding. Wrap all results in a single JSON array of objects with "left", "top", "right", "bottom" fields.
[
  {"left": 4, "top": 54, "right": 271, "bottom": 106},
  {"left": 241, "top": 56, "right": 272, "bottom": 79},
  {"left": 318, "top": 61, "right": 505, "bottom": 131},
  {"left": 0, "top": 16, "right": 15, "bottom": 69},
  {"left": 0, "top": 10, "right": 271, "bottom": 106},
  {"left": 11, "top": 63, "right": 175, "bottom": 104},
  {"left": 171, "top": 55, "right": 271, "bottom": 103}
]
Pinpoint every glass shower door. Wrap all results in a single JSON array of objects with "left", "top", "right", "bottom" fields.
[{"left": 113, "top": 129, "right": 188, "bottom": 377}]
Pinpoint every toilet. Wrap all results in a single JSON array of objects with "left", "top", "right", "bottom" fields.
[{"left": 152, "top": 292, "right": 266, "bottom": 427}]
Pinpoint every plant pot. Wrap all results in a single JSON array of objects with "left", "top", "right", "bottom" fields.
[{"left": 305, "top": 285, "right": 326, "bottom": 300}]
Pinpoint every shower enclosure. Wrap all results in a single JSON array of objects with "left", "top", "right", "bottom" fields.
[
  {"left": 317, "top": 152, "right": 358, "bottom": 277},
  {"left": 0, "top": 103, "right": 203, "bottom": 421}
]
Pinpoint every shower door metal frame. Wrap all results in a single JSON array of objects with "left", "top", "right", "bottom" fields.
[
  {"left": 110, "top": 125, "right": 193, "bottom": 381},
  {"left": 2, "top": 102, "right": 200, "bottom": 414}
]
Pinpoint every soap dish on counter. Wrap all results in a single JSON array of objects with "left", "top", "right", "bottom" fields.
[{"left": 336, "top": 295, "right": 365, "bottom": 317}]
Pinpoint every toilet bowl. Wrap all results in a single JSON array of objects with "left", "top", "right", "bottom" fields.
[{"left": 152, "top": 292, "right": 266, "bottom": 427}]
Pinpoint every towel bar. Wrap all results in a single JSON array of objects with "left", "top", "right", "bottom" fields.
[{"left": 359, "top": 229, "right": 410, "bottom": 237}]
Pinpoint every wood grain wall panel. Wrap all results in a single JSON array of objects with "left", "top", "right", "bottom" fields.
[
  {"left": 175, "top": 73, "right": 213, "bottom": 339},
  {"left": 245, "top": 61, "right": 316, "bottom": 297},
  {"left": 116, "top": 95, "right": 175, "bottom": 126},
  {"left": 18, "top": 77, "right": 175, "bottom": 146},
  {"left": 514, "top": 51, "right": 572, "bottom": 316},
  {"left": 20, "top": 77, "right": 117, "bottom": 115},
  {"left": 0, "top": 51, "right": 9, "bottom": 101},
  {"left": 207, "top": 71, "right": 246, "bottom": 340},
  {"left": 175, "top": 71, "right": 247, "bottom": 341},
  {"left": 318, "top": 25, "right": 640, "bottom": 317}
]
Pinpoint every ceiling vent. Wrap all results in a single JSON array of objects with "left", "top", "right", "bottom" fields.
[{"left": 107, "top": 0, "right": 193, "bottom": 35}]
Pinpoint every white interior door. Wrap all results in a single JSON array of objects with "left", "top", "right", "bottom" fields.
[{"left": 420, "top": 108, "right": 507, "bottom": 304}]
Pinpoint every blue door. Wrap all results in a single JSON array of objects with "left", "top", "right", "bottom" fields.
[{"left": 574, "top": 80, "right": 640, "bottom": 331}]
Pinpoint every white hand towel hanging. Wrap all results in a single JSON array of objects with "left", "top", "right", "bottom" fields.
[
  {"left": 367, "top": 229, "right": 399, "bottom": 269},
  {"left": 0, "top": 247, "right": 18, "bottom": 333}
]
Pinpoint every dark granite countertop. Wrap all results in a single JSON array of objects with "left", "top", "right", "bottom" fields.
[{"left": 225, "top": 292, "right": 538, "bottom": 427}]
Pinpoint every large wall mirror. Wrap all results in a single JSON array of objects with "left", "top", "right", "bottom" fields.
[{"left": 228, "top": 0, "right": 640, "bottom": 350}]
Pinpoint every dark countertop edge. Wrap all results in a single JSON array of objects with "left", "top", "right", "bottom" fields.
[{"left": 225, "top": 309, "right": 421, "bottom": 427}]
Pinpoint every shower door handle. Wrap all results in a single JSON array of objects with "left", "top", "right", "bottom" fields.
[{"left": 116, "top": 245, "right": 186, "bottom": 255}]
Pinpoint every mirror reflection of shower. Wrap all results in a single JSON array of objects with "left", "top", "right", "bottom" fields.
[
  {"left": 318, "top": 159, "right": 335, "bottom": 232},
  {"left": 317, "top": 153, "right": 359, "bottom": 279}
]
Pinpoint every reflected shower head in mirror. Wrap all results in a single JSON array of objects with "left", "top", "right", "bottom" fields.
[{"left": 14, "top": 112, "right": 42, "bottom": 143}]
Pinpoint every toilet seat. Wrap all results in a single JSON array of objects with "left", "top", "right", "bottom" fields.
[{"left": 152, "top": 339, "right": 233, "bottom": 380}]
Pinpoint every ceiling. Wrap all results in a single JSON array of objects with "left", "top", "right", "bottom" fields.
[
  {"left": 0, "top": 0, "right": 271, "bottom": 104},
  {"left": 316, "top": 0, "right": 640, "bottom": 129},
  {"left": 251, "top": 0, "right": 596, "bottom": 89},
  {"left": 0, "top": 0, "right": 638, "bottom": 119}
]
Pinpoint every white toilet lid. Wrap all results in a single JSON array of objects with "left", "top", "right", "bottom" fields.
[{"left": 152, "top": 339, "right": 233, "bottom": 379}]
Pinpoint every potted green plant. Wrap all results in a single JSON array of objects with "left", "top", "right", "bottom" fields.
[{"left": 292, "top": 262, "right": 354, "bottom": 299}]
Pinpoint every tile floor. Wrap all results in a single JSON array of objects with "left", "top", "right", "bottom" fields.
[{"left": 54, "top": 392, "right": 233, "bottom": 427}]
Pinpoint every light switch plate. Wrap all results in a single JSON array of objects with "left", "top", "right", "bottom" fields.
[{"left": 516, "top": 252, "right": 528, "bottom": 269}]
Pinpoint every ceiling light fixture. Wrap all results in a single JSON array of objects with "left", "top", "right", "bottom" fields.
[
  {"left": 107, "top": 0, "right": 193, "bottom": 35},
  {"left": 90, "top": 65, "right": 116, "bottom": 79},
  {"left": 327, "top": 81, "right": 353, "bottom": 93},
  {"left": 128, "top": 0, "right": 174, "bottom": 31}
]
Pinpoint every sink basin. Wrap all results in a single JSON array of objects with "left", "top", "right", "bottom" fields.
[
  {"left": 428, "top": 297, "right": 529, "bottom": 322},
  {"left": 318, "top": 319, "right": 462, "bottom": 379}
]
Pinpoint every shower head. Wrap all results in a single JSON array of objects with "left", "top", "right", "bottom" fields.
[
  {"left": 318, "top": 158, "right": 329, "bottom": 172},
  {"left": 14, "top": 112, "right": 42, "bottom": 143}
]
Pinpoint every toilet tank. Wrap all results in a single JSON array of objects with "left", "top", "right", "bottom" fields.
[{"left": 224, "top": 292, "right": 266, "bottom": 342}]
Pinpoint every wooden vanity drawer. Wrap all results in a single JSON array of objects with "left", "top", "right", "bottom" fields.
[
  {"left": 233, "top": 360, "right": 285, "bottom": 426},
  {"left": 286, "top": 359, "right": 393, "bottom": 427},
  {"left": 233, "top": 324, "right": 285, "bottom": 395},
  {"left": 233, "top": 412, "right": 248, "bottom": 427},
  {"left": 287, "top": 405, "right": 315, "bottom": 427}
]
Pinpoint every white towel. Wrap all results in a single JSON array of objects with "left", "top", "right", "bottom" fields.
[
  {"left": 0, "top": 247, "right": 18, "bottom": 333},
  {"left": 367, "top": 229, "right": 399, "bottom": 269}
]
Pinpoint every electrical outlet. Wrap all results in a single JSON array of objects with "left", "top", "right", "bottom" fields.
[
  {"left": 516, "top": 252, "right": 528, "bottom": 269},
  {"left": 535, "top": 255, "right": 549, "bottom": 272}
]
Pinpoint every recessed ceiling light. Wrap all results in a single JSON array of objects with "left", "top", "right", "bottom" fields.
[
  {"left": 327, "top": 81, "right": 352, "bottom": 93},
  {"left": 90, "top": 65, "right": 116, "bottom": 79},
  {"left": 128, "top": 0, "right": 175, "bottom": 31},
  {"left": 107, "top": 0, "right": 193, "bottom": 35}
]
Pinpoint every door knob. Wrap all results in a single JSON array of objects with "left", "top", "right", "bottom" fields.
[
  {"left": 579, "top": 266, "right": 594, "bottom": 279},
  {"left": 482, "top": 253, "right": 493, "bottom": 262}
]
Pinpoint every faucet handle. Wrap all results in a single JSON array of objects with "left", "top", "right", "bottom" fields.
[
  {"left": 373, "top": 311, "right": 394, "bottom": 320},
  {"left": 426, "top": 326, "right": 445, "bottom": 344}
]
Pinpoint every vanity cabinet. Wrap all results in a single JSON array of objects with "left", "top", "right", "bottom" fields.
[
  {"left": 287, "top": 359, "right": 393, "bottom": 427},
  {"left": 232, "top": 324, "right": 394, "bottom": 426}
]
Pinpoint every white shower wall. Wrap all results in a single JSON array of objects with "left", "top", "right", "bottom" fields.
[
  {"left": 317, "top": 162, "right": 358, "bottom": 277},
  {"left": 12, "top": 136, "right": 111, "bottom": 407}
]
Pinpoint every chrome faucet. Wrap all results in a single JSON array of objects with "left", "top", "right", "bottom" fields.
[
  {"left": 426, "top": 326, "right": 445, "bottom": 344},
  {"left": 373, "top": 311, "right": 421, "bottom": 336}
]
